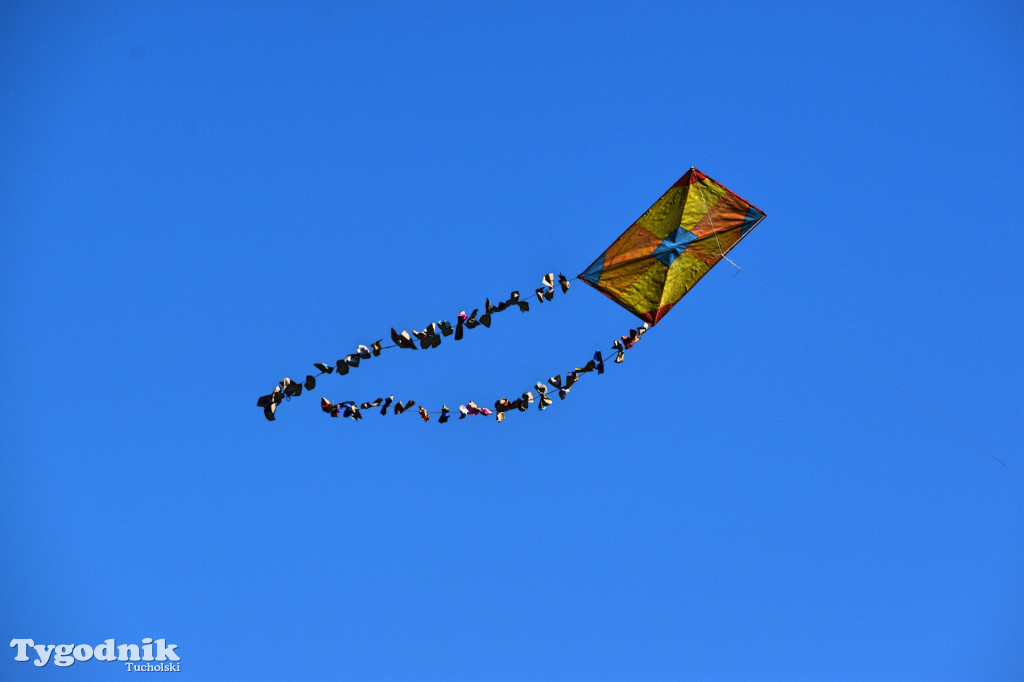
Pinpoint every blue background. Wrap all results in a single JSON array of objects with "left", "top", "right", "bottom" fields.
[{"left": 2, "top": 1, "right": 1023, "bottom": 680}]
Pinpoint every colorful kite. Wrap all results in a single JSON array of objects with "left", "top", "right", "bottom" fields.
[
  {"left": 257, "top": 168, "right": 765, "bottom": 422},
  {"left": 580, "top": 168, "right": 765, "bottom": 325}
]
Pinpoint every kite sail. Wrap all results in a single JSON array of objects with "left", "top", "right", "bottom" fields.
[
  {"left": 579, "top": 168, "right": 765, "bottom": 325},
  {"left": 257, "top": 167, "right": 765, "bottom": 422}
]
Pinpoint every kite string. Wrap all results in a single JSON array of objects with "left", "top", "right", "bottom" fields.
[
  {"left": 697, "top": 175, "right": 1015, "bottom": 481},
  {"left": 694, "top": 173, "right": 742, "bottom": 272},
  {"left": 730, "top": 261, "right": 1024, "bottom": 483}
]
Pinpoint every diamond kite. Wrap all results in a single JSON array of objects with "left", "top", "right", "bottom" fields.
[{"left": 579, "top": 168, "right": 765, "bottom": 325}]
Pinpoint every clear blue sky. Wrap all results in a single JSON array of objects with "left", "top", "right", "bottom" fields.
[{"left": 3, "top": 1, "right": 1023, "bottom": 680}]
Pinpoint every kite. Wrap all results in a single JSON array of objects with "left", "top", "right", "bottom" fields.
[
  {"left": 579, "top": 168, "right": 765, "bottom": 325},
  {"left": 257, "top": 168, "right": 765, "bottom": 422}
]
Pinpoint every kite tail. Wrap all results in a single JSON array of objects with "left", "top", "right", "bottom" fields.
[
  {"left": 319, "top": 322, "right": 650, "bottom": 424},
  {"left": 256, "top": 272, "right": 573, "bottom": 422}
]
